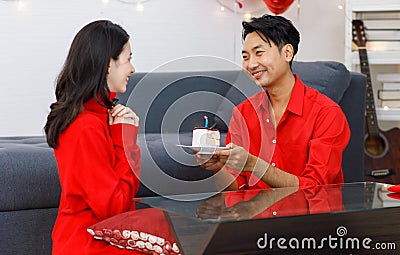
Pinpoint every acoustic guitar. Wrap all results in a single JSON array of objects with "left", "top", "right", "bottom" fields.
[{"left": 352, "top": 19, "right": 400, "bottom": 184}]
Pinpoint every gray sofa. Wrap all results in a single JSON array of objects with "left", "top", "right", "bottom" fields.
[{"left": 0, "top": 61, "right": 366, "bottom": 254}]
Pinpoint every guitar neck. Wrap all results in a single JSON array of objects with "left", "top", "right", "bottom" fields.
[{"left": 358, "top": 48, "right": 380, "bottom": 135}]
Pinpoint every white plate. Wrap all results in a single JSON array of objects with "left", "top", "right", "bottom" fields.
[{"left": 177, "top": 145, "right": 229, "bottom": 154}]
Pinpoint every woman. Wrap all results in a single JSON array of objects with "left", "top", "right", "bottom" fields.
[{"left": 45, "top": 20, "right": 141, "bottom": 254}]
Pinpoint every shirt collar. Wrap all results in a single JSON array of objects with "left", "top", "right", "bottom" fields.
[
  {"left": 286, "top": 74, "right": 304, "bottom": 116},
  {"left": 258, "top": 74, "right": 304, "bottom": 117},
  {"left": 83, "top": 92, "right": 117, "bottom": 114}
]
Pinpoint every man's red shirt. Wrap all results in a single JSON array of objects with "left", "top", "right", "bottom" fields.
[{"left": 226, "top": 74, "right": 350, "bottom": 189}]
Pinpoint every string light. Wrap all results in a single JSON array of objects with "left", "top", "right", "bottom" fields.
[
  {"left": 297, "top": 0, "right": 301, "bottom": 17},
  {"left": 0, "top": 0, "right": 28, "bottom": 11},
  {"left": 16, "top": 0, "right": 27, "bottom": 11},
  {"left": 216, "top": 0, "right": 265, "bottom": 14},
  {"left": 243, "top": 12, "right": 252, "bottom": 21},
  {"left": 136, "top": 1, "right": 144, "bottom": 12},
  {"left": 116, "top": 0, "right": 149, "bottom": 12}
]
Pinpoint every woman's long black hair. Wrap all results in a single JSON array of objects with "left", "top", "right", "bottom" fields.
[{"left": 44, "top": 20, "right": 130, "bottom": 148}]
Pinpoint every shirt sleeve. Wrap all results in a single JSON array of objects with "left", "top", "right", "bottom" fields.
[
  {"left": 110, "top": 123, "right": 141, "bottom": 196},
  {"left": 225, "top": 107, "right": 252, "bottom": 190},
  {"left": 298, "top": 106, "right": 350, "bottom": 186},
  {"left": 70, "top": 123, "right": 140, "bottom": 220}
]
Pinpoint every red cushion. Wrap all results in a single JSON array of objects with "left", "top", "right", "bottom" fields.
[
  {"left": 87, "top": 208, "right": 181, "bottom": 254},
  {"left": 388, "top": 184, "right": 400, "bottom": 193}
]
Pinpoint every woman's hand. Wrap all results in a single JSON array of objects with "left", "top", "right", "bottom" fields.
[{"left": 108, "top": 104, "right": 139, "bottom": 126}]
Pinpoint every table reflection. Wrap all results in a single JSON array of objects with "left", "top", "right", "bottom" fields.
[{"left": 196, "top": 184, "right": 344, "bottom": 221}]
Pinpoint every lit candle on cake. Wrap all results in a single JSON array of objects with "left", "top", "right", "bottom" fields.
[
  {"left": 204, "top": 115, "right": 209, "bottom": 128},
  {"left": 191, "top": 115, "right": 220, "bottom": 147}
]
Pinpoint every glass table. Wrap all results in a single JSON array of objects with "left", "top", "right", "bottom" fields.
[{"left": 133, "top": 182, "right": 400, "bottom": 254}]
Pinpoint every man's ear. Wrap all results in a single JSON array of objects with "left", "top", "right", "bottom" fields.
[{"left": 282, "top": 44, "right": 294, "bottom": 62}]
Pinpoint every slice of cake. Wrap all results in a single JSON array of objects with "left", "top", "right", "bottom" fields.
[{"left": 192, "top": 128, "right": 220, "bottom": 147}]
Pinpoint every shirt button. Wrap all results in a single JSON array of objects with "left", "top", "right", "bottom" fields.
[
  {"left": 272, "top": 139, "right": 276, "bottom": 144},
  {"left": 266, "top": 118, "right": 270, "bottom": 123},
  {"left": 272, "top": 211, "right": 277, "bottom": 216},
  {"left": 271, "top": 163, "right": 276, "bottom": 167}
]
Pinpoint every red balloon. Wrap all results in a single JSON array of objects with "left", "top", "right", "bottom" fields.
[{"left": 263, "top": 0, "right": 294, "bottom": 15}]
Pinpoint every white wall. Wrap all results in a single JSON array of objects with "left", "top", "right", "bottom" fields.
[{"left": 0, "top": 0, "right": 346, "bottom": 136}]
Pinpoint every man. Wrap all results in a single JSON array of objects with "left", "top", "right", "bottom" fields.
[{"left": 196, "top": 14, "right": 350, "bottom": 190}]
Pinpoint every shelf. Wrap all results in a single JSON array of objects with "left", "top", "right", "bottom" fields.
[
  {"left": 347, "top": 0, "right": 400, "bottom": 123},
  {"left": 351, "top": 50, "right": 400, "bottom": 65},
  {"left": 345, "top": 0, "right": 400, "bottom": 69},
  {"left": 350, "top": 0, "right": 400, "bottom": 12},
  {"left": 377, "top": 107, "right": 400, "bottom": 121}
]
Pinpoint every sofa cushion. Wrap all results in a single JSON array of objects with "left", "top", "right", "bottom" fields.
[
  {"left": 87, "top": 208, "right": 180, "bottom": 254},
  {"left": 292, "top": 61, "right": 351, "bottom": 104},
  {"left": 0, "top": 208, "right": 57, "bottom": 254},
  {"left": 136, "top": 133, "right": 217, "bottom": 197},
  {"left": 0, "top": 136, "right": 61, "bottom": 211},
  {"left": 213, "top": 71, "right": 262, "bottom": 132},
  {"left": 118, "top": 71, "right": 239, "bottom": 133}
]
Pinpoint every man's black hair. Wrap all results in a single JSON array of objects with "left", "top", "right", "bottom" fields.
[{"left": 242, "top": 14, "right": 300, "bottom": 66}]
